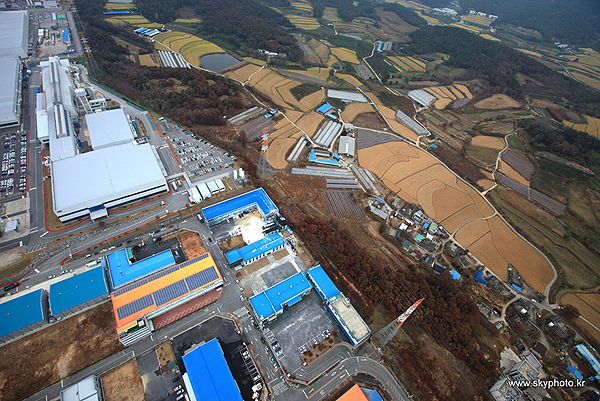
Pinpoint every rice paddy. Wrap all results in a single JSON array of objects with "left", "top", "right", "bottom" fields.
[
  {"left": 173, "top": 18, "right": 201, "bottom": 24},
  {"left": 287, "top": 15, "right": 320, "bottom": 30},
  {"left": 154, "top": 31, "right": 224, "bottom": 67},
  {"left": 479, "top": 33, "right": 500, "bottom": 42},
  {"left": 462, "top": 14, "right": 494, "bottom": 27},
  {"left": 563, "top": 114, "right": 600, "bottom": 139},
  {"left": 105, "top": 15, "right": 151, "bottom": 26},
  {"left": 449, "top": 23, "right": 482, "bottom": 34},
  {"left": 331, "top": 47, "right": 360, "bottom": 64},
  {"left": 104, "top": 3, "right": 135, "bottom": 10},
  {"left": 387, "top": 56, "right": 426, "bottom": 72},
  {"left": 291, "top": 1, "right": 313, "bottom": 12},
  {"left": 517, "top": 49, "right": 543, "bottom": 58},
  {"left": 564, "top": 49, "right": 600, "bottom": 91},
  {"left": 322, "top": 7, "right": 341, "bottom": 22}
]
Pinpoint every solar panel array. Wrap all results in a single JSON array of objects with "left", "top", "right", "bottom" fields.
[
  {"left": 153, "top": 280, "right": 189, "bottom": 307},
  {"left": 117, "top": 294, "right": 153, "bottom": 320},
  {"left": 186, "top": 266, "right": 219, "bottom": 291},
  {"left": 113, "top": 279, "right": 148, "bottom": 297},
  {"left": 148, "top": 265, "right": 180, "bottom": 282},
  {"left": 178, "top": 253, "right": 209, "bottom": 269}
]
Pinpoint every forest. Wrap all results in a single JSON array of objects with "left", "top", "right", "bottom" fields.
[
  {"left": 310, "top": 0, "right": 379, "bottom": 22},
  {"left": 419, "top": 0, "right": 600, "bottom": 51},
  {"left": 75, "top": 0, "right": 249, "bottom": 126},
  {"left": 381, "top": 3, "right": 428, "bottom": 28},
  {"left": 407, "top": 26, "right": 600, "bottom": 117}
]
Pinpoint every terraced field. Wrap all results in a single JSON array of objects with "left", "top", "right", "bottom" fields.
[
  {"left": 462, "top": 14, "right": 494, "bottom": 26},
  {"left": 479, "top": 34, "right": 500, "bottom": 42},
  {"left": 563, "top": 114, "right": 600, "bottom": 139},
  {"left": 387, "top": 56, "right": 426, "bottom": 72},
  {"left": 449, "top": 23, "right": 482, "bottom": 34},
  {"left": 322, "top": 7, "right": 341, "bottom": 22},
  {"left": 331, "top": 47, "right": 360, "bottom": 64},
  {"left": 287, "top": 15, "right": 320, "bottom": 30},
  {"left": 154, "top": 31, "right": 224, "bottom": 67}
]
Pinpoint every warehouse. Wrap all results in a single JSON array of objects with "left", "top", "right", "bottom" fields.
[
  {"left": 107, "top": 248, "right": 176, "bottom": 289},
  {"left": 51, "top": 143, "right": 169, "bottom": 222},
  {"left": 182, "top": 338, "right": 243, "bottom": 401},
  {"left": 0, "top": 289, "right": 49, "bottom": 344},
  {"left": 49, "top": 267, "right": 110, "bottom": 319},
  {"left": 0, "top": 11, "right": 28, "bottom": 58},
  {"left": 249, "top": 272, "right": 312, "bottom": 323},
  {"left": 111, "top": 252, "right": 223, "bottom": 346},
  {"left": 60, "top": 375, "right": 102, "bottom": 401},
  {"left": 337, "top": 136, "right": 356, "bottom": 157},
  {"left": 225, "top": 232, "right": 285, "bottom": 267},
  {"left": 201, "top": 188, "right": 278, "bottom": 226},
  {"left": 85, "top": 109, "right": 135, "bottom": 150},
  {"left": 0, "top": 56, "right": 22, "bottom": 126}
]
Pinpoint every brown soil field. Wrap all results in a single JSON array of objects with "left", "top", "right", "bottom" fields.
[
  {"left": 434, "top": 98, "right": 453, "bottom": 109},
  {"left": 371, "top": 155, "right": 411, "bottom": 177},
  {"left": 0, "top": 246, "right": 26, "bottom": 269},
  {"left": 286, "top": 110, "right": 304, "bottom": 123},
  {"left": 220, "top": 234, "right": 246, "bottom": 253},
  {"left": 416, "top": 180, "right": 446, "bottom": 217},
  {"left": 453, "top": 84, "right": 473, "bottom": 99},
  {"left": 338, "top": 73, "right": 364, "bottom": 87},
  {"left": 139, "top": 54, "right": 159, "bottom": 66},
  {"left": 273, "top": 249, "right": 289, "bottom": 260},
  {"left": 278, "top": 80, "right": 303, "bottom": 109},
  {"left": 431, "top": 183, "right": 480, "bottom": 222},
  {"left": 500, "top": 161, "right": 530, "bottom": 186},
  {"left": 440, "top": 204, "right": 482, "bottom": 233},
  {"left": 456, "top": 179, "right": 494, "bottom": 215},
  {"left": 156, "top": 341, "right": 176, "bottom": 366},
  {"left": 448, "top": 86, "right": 465, "bottom": 99},
  {"left": 246, "top": 257, "right": 270, "bottom": 271},
  {"left": 296, "top": 112, "right": 325, "bottom": 135},
  {"left": 474, "top": 94, "right": 521, "bottom": 109},
  {"left": 225, "top": 63, "right": 260, "bottom": 82},
  {"left": 0, "top": 302, "right": 123, "bottom": 401},
  {"left": 471, "top": 136, "right": 505, "bottom": 149},
  {"left": 103, "top": 360, "right": 145, "bottom": 401},
  {"left": 454, "top": 219, "right": 490, "bottom": 248},
  {"left": 267, "top": 138, "right": 296, "bottom": 169},
  {"left": 299, "top": 89, "right": 325, "bottom": 111},
  {"left": 178, "top": 230, "right": 207, "bottom": 259},
  {"left": 342, "top": 103, "right": 375, "bottom": 122},
  {"left": 477, "top": 178, "right": 495, "bottom": 190},
  {"left": 437, "top": 86, "right": 456, "bottom": 100},
  {"left": 353, "top": 113, "right": 388, "bottom": 131},
  {"left": 388, "top": 119, "right": 419, "bottom": 141},
  {"left": 561, "top": 293, "right": 600, "bottom": 345}
]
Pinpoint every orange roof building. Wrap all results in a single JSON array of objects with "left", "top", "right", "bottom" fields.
[
  {"left": 110, "top": 252, "right": 223, "bottom": 345},
  {"left": 337, "top": 384, "right": 369, "bottom": 401}
]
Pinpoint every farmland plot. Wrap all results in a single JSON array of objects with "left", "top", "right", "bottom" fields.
[{"left": 323, "top": 191, "right": 366, "bottom": 220}]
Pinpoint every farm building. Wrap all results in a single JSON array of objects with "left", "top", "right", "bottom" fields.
[
  {"left": 182, "top": 338, "right": 243, "bottom": 401},
  {"left": 0, "top": 11, "right": 28, "bottom": 58},
  {"left": 111, "top": 252, "right": 223, "bottom": 346},
  {"left": 327, "top": 90, "right": 368, "bottom": 103},
  {"left": 85, "top": 109, "right": 135, "bottom": 150},
  {"left": 317, "top": 103, "right": 333, "bottom": 114},
  {"left": 225, "top": 232, "right": 285, "bottom": 267},
  {"left": 49, "top": 266, "right": 110, "bottom": 319},
  {"left": 60, "top": 375, "right": 102, "bottom": 401},
  {"left": 107, "top": 248, "right": 176, "bottom": 289},
  {"left": 0, "top": 56, "right": 22, "bottom": 126},
  {"left": 574, "top": 344, "right": 600, "bottom": 380},
  {"left": 408, "top": 89, "right": 436, "bottom": 108},
  {"left": 313, "top": 120, "right": 342, "bottom": 147},
  {"left": 201, "top": 188, "right": 278, "bottom": 226},
  {"left": 307, "top": 265, "right": 371, "bottom": 346},
  {"left": 250, "top": 272, "right": 312, "bottom": 323},
  {"left": 0, "top": 289, "right": 49, "bottom": 344},
  {"left": 337, "top": 136, "right": 356, "bottom": 157}
]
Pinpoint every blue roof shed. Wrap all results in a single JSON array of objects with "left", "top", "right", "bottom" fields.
[
  {"left": 49, "top": 267, "right": 109, "bottom": 315},
  {"left": 307, "top": 265, "right": 341, "bottom": 302},
  {"left": 182, "top": 338, "right": 243, "bottom": 401},
  {"left": 0, "top": 290, "right": 47, "bottom": 338},
  {"left": 317, "top": 103, "right": 333, "bottom": 114},
  {"left": 567, "top": 365, "right": 584, "bottom": 381},
  {"left": 250, "top": 272, "right": 311, "bottom": 321},
  {"left": 474, "top": 269, "right": 488, "bottom": 286},
  {"left": 238, "top": 233, "right": 284, "bottom": 263},
  {"left": 225, "top": 249, "right": 243, "bottom": 264},
  {"left": 449, "top": 269, "right": 461, "bottom": 280}
]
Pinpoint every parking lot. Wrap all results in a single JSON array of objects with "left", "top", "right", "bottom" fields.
[
  {"left": 1, "top": 132, "right": 29, "bottom": 197},
  {"left": 168, "top": 133, "right": 235, "bottom": 179}
]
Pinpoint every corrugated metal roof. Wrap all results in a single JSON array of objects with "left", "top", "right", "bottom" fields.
[
  {"left": 202, "top": 188, "right": 278, "bottom": 221},
  {"left": 250, "top": 272, "right": 311, "bottom": 320},
  {"left": 0, "top": 289, "right": 45, "bottom": 338},
  {"left": 85, "top": 109, "right": 134, "bottom": 150},
  {"left": 0, "top": 56, "right": 20, "bottom": 125},
  {"left": 107, "top": 248, "right": 176, "bottom": 289},
  {"left": 0, "top": 11, "right": 27, "bottom": 58},
  {"left": 49, "top": 267, "right": 109, "bottom": 315},
  {"left": 308, "top": 265, "right": 340, "bottom": 302}
]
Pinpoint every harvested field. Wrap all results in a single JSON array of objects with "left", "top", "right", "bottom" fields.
[
  {"left": 474, "top": 94, "right": 521, "bottom": 109},
  {"left": 241, "top": 116, "right": 276, "bottom": 141},
  {"left": 355, "top": 128, "right": 403, "bottom": 149},
  {"left": 563, "top": 114, "right": 600, "bottom": 139},
  {"left": 499, "top": 173, "right": 530, "bottom": 197},
  {"left": 342, "top": 103, "right": 376, "bottom": 122},
  {"left": 455, "top": 218, "right": 490, "bottom": 247},
  {"left": 471, "top": 136, "right": 505, "bottom": 150},
  {"left": 434, "top": 98, "right": 453, "bottom": 109},
  {"left": 440, "top": 204, "right": 482, "bottom": 233},
  {"left": 297, "top": 112, "right": 325, "bottom": 136},
  {"left": 462, "top": 14, "right": 493, "bottom": 26},
  {"left": 225, "top": 64, "right": 261, "bottom": 82},
  {"left": 331, "top": 47, "right": 360, "bottom": 64},
  {"left": 322, "top": 6, "right": 341, "bottom": 21},
  {"left": 0, "top": 302, "right": 123, "bottom": 401},
  {"left": 480, "top": 33, "right": 500, "bottom": 41},
  {"left": 323, "top": 191, "right": 366, "bottom": 220},
  {"left": 103, "top": 360, "right": 144, "bottom": 401},
  {"left": 453, "top": 84, "right": 473, "bottom": 99},
  {"left": 138, "top": 54, "right": 158, "bottom": 66},
  {"left": 267, "top": 138, "right": 296, "bottom": 169},
  {"left": 338, "top": 74, "right": 364, "bottom": 87},
  {"left": 531, "top": 189, "right": 565, "bottom": 215},
  {"left": 500, "top": 161, "right": 530, "bottom": 186},
  {"left": 279, "top": 70, "right": 326, "bottom": 86},
  {"left": 561, "top": 293, "right": 600, "bottom": 345},
  {"left": 287, "top": 15, "right": 320, "bottom": 30},
  {"left": 299, "top": 89, "right": 325, "bottom": 111},
  {"left": 273, "top": 249, "right": 289, "bottom": 260},
  {"left": 501, "top": 150, "right": 534, "bottom": 179},
  {"left": 178, "top": 230, "right": 207, "bottom": 259}
]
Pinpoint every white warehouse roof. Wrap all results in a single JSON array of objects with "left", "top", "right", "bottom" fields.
[
  {"left": 0, "top": 56, "right": 20, "bottom": 126},
  {"left": 0, "top": 11, "right": 27, "bottom": 58},
  {"left": 51, "top": 143, "right": 167, "bottom": 219},
  {"left": 85, "top": 109, "right": 135, "bottom": 150}
]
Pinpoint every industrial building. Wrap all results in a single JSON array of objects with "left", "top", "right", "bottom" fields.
[
  {"left": 107, "top": 248, "right": 176, "bottom": 289},
  {"left": 201, "top": 188, "right": 278, "bottom": 226},
  {"left": 110, "top": 252, "right": 223, "bottom": 346},
  {"left": 85, "top": 109, "right": 135, "bottom": 150},
  {"left": 49, "top": 267, "right": 110, "bottom": 319},
  {"left": 60, "top": 375, "right": 103, "bottom": 401},
  {"left": 337, "top": 384, "right": 383, "bottom": 401},
  {"left": 0, "top": 11, "right": 28, "bottom": 58},
  {"left": 0, "top": 56, "right": 22, "bottom": 126},
  {"left": 225, "top": 232, "right": 285, "bottom": 267},
  {"left": 250, "top": 272, "right": 312, "bottom": 323},
  {"left": 307, "top": 265, "right": 371, "bottom": 346},
  {"left": 182, "top": 338, "right": 243, "bottom": 401},
  {"left": 0, "top": 289, "right": 49, "bottom": 343}
]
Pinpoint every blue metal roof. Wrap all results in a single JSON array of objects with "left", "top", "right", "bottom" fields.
[
  {"left": 361, "top": 387, "right": 384, "bottom": 401},
  {"left": 62, "top": 29, "right": 70, "bottom": 42},
  {"left": 474, "top": 269, "right": 488, "bottom": 286},
  {"left": 575, "top": 344, "right": 600, "bottom": 378},
  {"left": 567, "top": 365, "right": 584, "bottom": 381},
  {"left": 49, "top": 267, "right": 109, "bottom": 315},
  {"left": 250, "top": 272, "right": 311, "bottom": 320},
  {"left": 107, "top": 249, "right": 176, "bottom": 288},
  {"left": 511, "top": 283, "right": 522, "bottom": 292},
  {"left": 449, "top": 269, "right": 461, "bottom": 280},
  {"left": 0, "top": 290, "right": 45, "bottom": 338},
  {"left": 317, "top": 103, "right": 333, "bottom": 114},
  {"left": 238, "top": 233, "right": 284, "bottom": 263},
  {"left": 202, "top": 188, "right": 278, "bottom": 222},
  {"left": 182, "top": 338, "right": 243, "bottom": 401},
  {"left": 225, "top": 249, "right": 243, "bottom": 263},
  {"left": 307, "top": 265, "right": 341, "bottom": 302}
]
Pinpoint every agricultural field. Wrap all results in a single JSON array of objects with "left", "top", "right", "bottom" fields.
[
  {"left": 104, "top": 3, "right": 135, "bottom": 10},
  {"left": 322, "top": 7, "right": 341, "bottom": 22},
  {"left": 173, "top": 18, "right": 201, "bottom": 24},
  {"left": 517, "top": 49, "right": 543, "bottom": 58},
  {"left": 462, "top": 14, "right": 494, "bottom": 27},
  {"left": 338, "top": 73, "right": 364, "bottom": 87},
  {"left": 421, "top": 84, "right": 471, "bottom": 109},
  {"left": 342, "top": 103, "right": 375, "bottom": 122},
  {"left": 138, "top": 53, "right": 159, "bottom": 66},
  {"left": 323, "top": 191, "right": 366, "bottom": 220},
  {"left": 563, "top": 114, "right": 600, "bottom": 139},
  {"left": 560, "top": 293, "right": 600, "bottom": 345},
  {"left": 154, "top": 31, "right": 224, "bottom": 67},
  {"left": 418, "top": 12, "right": 442, "bottom": 25},
  {"left": 564, "top": 49, "right": 600, "bottom": 91},
  {"left": 291, "top": 1, "right": 312, "bottom": 12},
  {"left": 331, "top": 47, "right": 360, "bottom": 64},
  {"left": 243, "top": 57, "right": 267, "bottom": 66},
  {"left": 474, "top": 94, "right": 521, "bottom": 109},
  {"left": 287, "top": 15, "right": 320, "bottom": 30},
  {"left": 365, "top": 91, "right": 419, "bottom": 141},
  {"left": 267, "top": 138, "right": 297, "bottom": 169},
  {"left": 387, "top": 56, "right": 426, "bottom": 72},
  {"left": 102, "top": 360, "right": 145, "bottom": 401},
  {"left": 286, "top": 67, "right": 331, "bottom": 81},
  {"left": 449, "top": 23, "right": 482, "bottom": 34},
  {"left": 471, "top": 135, "right": 505, "bottom": 150},
  {"left": 105, "top": 14, "right": 152, "bottom": 27},
  {"left": 479, "top": 34, "right": 500, "bottom": 42}
]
